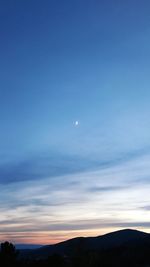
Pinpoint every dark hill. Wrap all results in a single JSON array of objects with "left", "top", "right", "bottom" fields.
[{"left": 19, "top": 229, "right": 150, "bottom": 259}]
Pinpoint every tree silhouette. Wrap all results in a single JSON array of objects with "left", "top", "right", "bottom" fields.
[{"left": 0, "top": 241, "right": 18, "bottom": 266}]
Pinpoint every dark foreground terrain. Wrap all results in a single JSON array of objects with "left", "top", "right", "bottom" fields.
[{"left": 1, "top": 229, "right": 150, "bottom": 267}]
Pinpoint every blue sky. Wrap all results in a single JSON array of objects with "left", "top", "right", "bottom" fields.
[{"left": 1, "top": 0, "right": 150, "bottom": 244}]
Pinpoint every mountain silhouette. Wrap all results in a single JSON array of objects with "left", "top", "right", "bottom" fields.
[{"left": 19, "top": 229, "right": 150, "bottom": 259}]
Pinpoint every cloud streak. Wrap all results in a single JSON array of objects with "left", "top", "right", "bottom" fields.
[
  {"left": 0, "top": 146, "right": 150, "bottom": 184},
  {"left": 0, "top": 147, "right": 150, "bottom": 243}
]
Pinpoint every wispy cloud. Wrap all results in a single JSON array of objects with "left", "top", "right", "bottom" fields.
[
  {"left": 140, "top": 206, "right": 150, "bottom": 211},
  {"left": 0, "top": 146, "right": 150, "bottom": 184},
  {"left": 0, "top": 147, "right": 150, "bottom": 243}
]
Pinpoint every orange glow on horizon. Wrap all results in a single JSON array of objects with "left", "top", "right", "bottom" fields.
[{"left": 1, "top": 227, "right": 150, "bottom": 245}]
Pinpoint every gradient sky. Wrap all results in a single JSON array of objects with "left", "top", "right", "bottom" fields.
[{"left": 1, "top": 0, "right": 150, "bottom": 244}]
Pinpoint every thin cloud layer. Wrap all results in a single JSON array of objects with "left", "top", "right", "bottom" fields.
[{"left": 0, "top": 149, "right": 150, "bottom": 243}]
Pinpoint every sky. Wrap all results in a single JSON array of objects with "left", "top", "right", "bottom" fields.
[{"left": 1, "top": 0, "right": 150, "bottom": 244}]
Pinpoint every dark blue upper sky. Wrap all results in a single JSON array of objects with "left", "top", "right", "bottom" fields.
[
  {"left": 1, "top": 0, "right": 150, "bottom": 159},
  {"left": 1, "top": 0, "right": 150, "bottom": 243}
]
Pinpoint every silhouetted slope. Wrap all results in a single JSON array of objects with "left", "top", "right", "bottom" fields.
[
  {"left": 19, "top": 229, "right": 150, "bottom": 259},
  {"left": 87, "top": 229, "right": 148, "bottom": 249}
]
